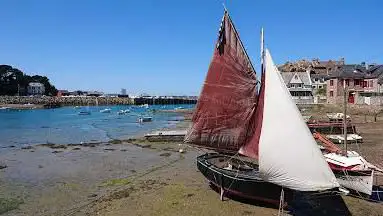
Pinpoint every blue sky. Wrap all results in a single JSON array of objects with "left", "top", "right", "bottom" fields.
[{"left": 0, "top": 0, "right": 382, "bottom": 95}]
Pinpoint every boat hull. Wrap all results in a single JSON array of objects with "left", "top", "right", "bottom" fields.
[
  {"left": 197, "top": 153, "right": 292, "bottom": 206},
  {"left": 333, "top": 169, "right": 374, "bottom": 196}
]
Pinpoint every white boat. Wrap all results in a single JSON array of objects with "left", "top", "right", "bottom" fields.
[
  {"left": 138, "top": 116, "right": 152, "bottom": 123},
  {"left": 139, "top": 104, "right": 149, "bottom": 109},
  {"left": 314, "top": 129, "right": 380, "bottom": 196},
  {"left": 326, "top": 134, "right": 363, "bottom": 143},
  {"left": 117, "top": 109, "right": 130, "bottom": 115},
  {"left": 174, "top": 106, "right": 184, "bottom": 110},
  {"left": 323, "top": 151, "right": 382, "bottom": 196},
  {"left": 327, "top": 113, "right": 351, "bottom": 122},
  {"left": 100, "top": 108, "right": 111, "bottom": 113},
  {"left": 0, "top": 107, "right": 11, "bottom": 110}
]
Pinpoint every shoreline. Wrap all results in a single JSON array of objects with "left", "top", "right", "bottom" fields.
[{"left": 1, "top": 109, "right": 383, "bottom": 215}]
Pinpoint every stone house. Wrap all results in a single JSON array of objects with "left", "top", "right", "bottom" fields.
[
  {"left": 326, "top": 64, "right": 383, "bottom": 105},
  {"left": 280, "top": 71, "right": 314, "bottom": 104}
]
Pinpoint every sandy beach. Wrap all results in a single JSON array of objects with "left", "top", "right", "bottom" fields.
[{"left": 1, "top": 107, "right": 383, "bottom": 216}]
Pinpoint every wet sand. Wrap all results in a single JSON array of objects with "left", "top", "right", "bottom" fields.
[{"left": 1, "top": 107, "right": 383, "bottom": 215}]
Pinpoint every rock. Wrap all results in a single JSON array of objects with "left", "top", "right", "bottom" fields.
[
  {"left": 159, "top": 152, "right": 172, "bottom": 157},
  {"left": 179, "top": 149, "right": 185, "bottom": 153},
  {"left": 0, "top": 163, "right": 7, "bottom": 170},
  {"left": 88, "top": 193, "right": 98, "bottom": 198},
  {"left": 72, "top": 147, "right": 81, "bottom": 150},
  {"left": 52, "top": 150, "right": 63, "bottom": 154},
  {"left": 104, "top": 148, "right": 115, "bottom": 151},
  {"left": 120, "top": 149, "right": 127, "bottom": 152},
  {"left": 9, "top": 145, "right": 15, "bottom": 148},
  {"left": 21, "top": 146, "right": 33, "bottom": 150},
  {"left": 38, "top": 165, "right": 43, "bottom": 169}
]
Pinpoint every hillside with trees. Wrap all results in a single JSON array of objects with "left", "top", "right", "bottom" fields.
[{"left": 0, "top": 65, "right": 57, "bottom": 96}]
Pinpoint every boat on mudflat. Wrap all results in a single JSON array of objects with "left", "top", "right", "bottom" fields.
[{"left": 184, "top": 10, "right": 347, "bottom": 213}]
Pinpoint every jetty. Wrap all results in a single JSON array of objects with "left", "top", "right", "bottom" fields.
[{"left": 145, "top": 130, "right": 187, "bottom": 142}]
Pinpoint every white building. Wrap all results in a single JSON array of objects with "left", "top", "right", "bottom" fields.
[
  {"left": 27, "top": 82, "right": 45, "bottom": 95},
  {"left": 280, "top": 71, "right": 314, "bottom": 104}
]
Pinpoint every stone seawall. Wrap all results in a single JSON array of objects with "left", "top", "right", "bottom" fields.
[{"left": 0, "top": 96, "right": 133, "bottom": 106}]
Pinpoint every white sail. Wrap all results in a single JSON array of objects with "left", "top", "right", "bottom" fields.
[{"left": 258, "top": 49, "right": 339, "bottom": 191}]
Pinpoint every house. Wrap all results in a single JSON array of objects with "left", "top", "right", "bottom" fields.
[
  {"left": 27, "top": 82, "right": 45, "bottom": 95},
  {"left": 57, "top": 90, "right": 69, "bottom": 97},
  {"left": 280, "top": 71, "right": 314, "bottom": 104},
  {"left": 326, "top": 64, "right": 383, "bottom": 105}
]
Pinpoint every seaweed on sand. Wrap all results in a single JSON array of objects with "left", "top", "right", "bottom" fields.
[{"left": 0, "top": 197, "right": 23, "bottom": 214}]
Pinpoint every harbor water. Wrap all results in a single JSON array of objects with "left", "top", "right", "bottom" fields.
[{"left": 0, "top": 104, "right": 194, "bottom": 148}]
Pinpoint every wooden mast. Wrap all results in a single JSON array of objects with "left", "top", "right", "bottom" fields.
[{"left": 343, "top": 79, "right": 348, "bottom": 157}]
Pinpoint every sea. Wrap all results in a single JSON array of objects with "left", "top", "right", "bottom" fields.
[{"left": 0, "top": 104, "right": 194, "bottom": 149}]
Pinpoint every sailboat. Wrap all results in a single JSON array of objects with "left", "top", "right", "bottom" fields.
[{"left": 184, "top": 10, "right": 344, "bottom": 207}]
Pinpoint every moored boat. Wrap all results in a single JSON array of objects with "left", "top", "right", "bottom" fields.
[
  {"left": 100, "top": 108, "right": 111, "bottom": 113},
  {"left": 138, "top": 116, "right": 152, "bottom": 123},
  {"left": 78, "top": 111, "right": 91, "bottom": 115}
]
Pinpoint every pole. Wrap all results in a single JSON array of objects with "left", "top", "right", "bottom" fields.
[
  {"left": 261, "top": 28, "right": 264, "bottom": 72},
  {"left": 343, "top": 79, "right": 348, "bottom": 157}
]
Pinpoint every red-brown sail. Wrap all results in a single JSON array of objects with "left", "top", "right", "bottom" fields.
[{"left": 184, "top": 11, "right": 258, "bottom": 152}]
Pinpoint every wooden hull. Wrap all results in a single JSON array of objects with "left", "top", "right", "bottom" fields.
[
  {"left": 197, "top": 153, "right": 351, "bottom": 215},
  {"left": 197, "top": 153, "right": 291, "bottom": 206}
]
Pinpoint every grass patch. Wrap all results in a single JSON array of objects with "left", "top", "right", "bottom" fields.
[
  {"left": 102, "top": 178, "right": 131, "bottom": 187},
  {"left": 0, "top": 197, "right": 23, "bottom": 214},
  {"left": 109, "top": 139, "right": 122, "bottom": 144}
]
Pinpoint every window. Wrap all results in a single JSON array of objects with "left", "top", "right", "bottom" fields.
[
  {"left": 354, "top": 80, "right": 360, "bottom": 86},
  {"left": 345, "top": 79, "right": 349, "bottom": 86},
  {"left": 330, "top": 91, "right": 334, "bottom": 97},
  {"left": 330, "top": 80, "right": 334, "bottom": 86},
  {"left": 319, "top": 86, "right": 323, "bottom": 89},
  {"left": 314, "top": 78, "right": 318, "bottom": 82},
  {"left": 363, "top": 81, "right": 367, "bottom": 87},
  {"left": 370, "top": 80, "right": 373, "bottom": 87},
  {"left": 313, "top": 86, "right": 316, "bottom": 89}
]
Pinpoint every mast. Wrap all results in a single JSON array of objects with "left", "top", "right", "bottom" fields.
[
  {"left": 261, "top": 28, "right": 265, "bottom": 74},
  {"left": 343, "top": 79, "right": 348, "bottom": 156}
]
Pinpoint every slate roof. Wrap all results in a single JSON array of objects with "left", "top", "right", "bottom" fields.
[
  {"left": 328, "top": 64, "right": 366, "bottom": 79},
  {"left": 280, "top": 72, "right": 311, "bottom": 85},
  {"left": 366, "top": 65, "right": 383, "bottom": 83}
]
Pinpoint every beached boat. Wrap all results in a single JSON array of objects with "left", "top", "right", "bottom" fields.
[
  {"left": 312, "top": 81, "right": 382, "bottom": 197},
  {"left": 184, "top": 10, "right": 345, "bottom": 211},
  {"left": 327, "top": 113, "right": 351, "bottom": 122}
]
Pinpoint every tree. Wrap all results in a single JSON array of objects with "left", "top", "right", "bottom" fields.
[{"left": 0, "top": 65, "right": 57, "bottom": 96}]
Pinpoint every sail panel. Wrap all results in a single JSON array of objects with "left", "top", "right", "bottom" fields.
[
  {"left": 258, "top": 50, "right": 339, "bottom": 191},
  {"left": 184, "top": 12, "right": 257, "bottom": 152}
]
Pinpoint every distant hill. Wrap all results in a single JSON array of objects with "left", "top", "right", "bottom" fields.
[{"left": 0, "top": 65, "right": 57, "bottom": 96}]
